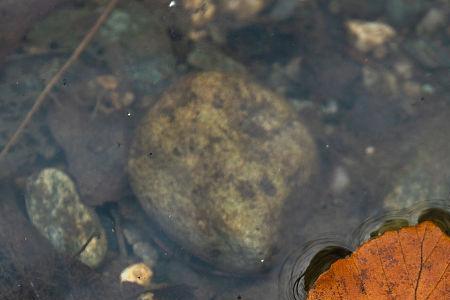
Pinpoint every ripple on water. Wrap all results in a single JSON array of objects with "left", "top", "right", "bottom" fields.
[{"left": 278, "top": 199, "right": 450, "bottom": 300}]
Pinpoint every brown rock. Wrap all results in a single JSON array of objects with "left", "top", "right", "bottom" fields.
[{"left": 128, "top": 71, "right": 317, "bottom": 274}]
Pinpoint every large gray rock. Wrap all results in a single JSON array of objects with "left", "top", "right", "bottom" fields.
[{"left": 128, "top": 72, "right": 317, "bottom": 274}]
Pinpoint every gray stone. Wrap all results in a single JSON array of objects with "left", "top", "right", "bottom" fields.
[
  {"left": 384, "top": 117, "right": 450, "bottom": 210},
  {"left": 404, "top": 39, "right": 450, "bottom": 69},
  {"left": 386, "top": 0, "right": 428, "bottom": 27}
]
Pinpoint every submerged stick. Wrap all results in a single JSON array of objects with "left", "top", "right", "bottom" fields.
[{"left": 0, "top": 0, "right": 120, "bottom": 161}]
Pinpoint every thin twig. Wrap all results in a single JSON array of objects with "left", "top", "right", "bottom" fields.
[
  {"left": 70, "top": 231, "right": 100, "bottom": 266},
  {"left": 0, "top": 0, "right": 120, "bottom": 161}
]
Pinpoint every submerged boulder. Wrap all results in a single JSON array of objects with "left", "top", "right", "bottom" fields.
[{"left": 128, "top": 72, "right": 317, "bottom": 274}]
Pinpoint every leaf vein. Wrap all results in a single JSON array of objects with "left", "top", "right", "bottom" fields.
[
  {"left": 375, "top": 239, "right": 392, "bottom": 296},
  {"left": 424, "top": 238, "right": 449, "bottom": 300},
  {"left": 397, "top": 231, "right": 413, "bottom": 290},
  {"left": 414, "top": 223, "right": 428, "bottom": 300}
]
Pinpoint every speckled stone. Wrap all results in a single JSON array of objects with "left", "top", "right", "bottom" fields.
[
  {"left": 384, "top": 149, "right": 450, "bottom": 211},
  {"left": 128, "top": 71, "right": 317, "bottom": 274},
  {"left": 25, "top": 168, "right": 107, "bottom": 268}
]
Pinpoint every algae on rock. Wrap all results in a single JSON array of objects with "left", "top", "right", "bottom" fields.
[{"left": 26, "top": 168, "right": 107, "bottom": 268}]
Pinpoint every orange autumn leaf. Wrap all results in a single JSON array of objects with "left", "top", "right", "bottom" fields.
[{"left": 307, "top": 221, "right": 450, "bottom": 300}]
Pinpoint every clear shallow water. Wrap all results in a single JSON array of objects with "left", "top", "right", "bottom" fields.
[{"left": 0, "top": 0, "right": 449, "bottom": 299}]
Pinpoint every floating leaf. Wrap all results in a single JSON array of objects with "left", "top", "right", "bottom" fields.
[{"left": 307, "top": 221, "right": 450, "bottom": 299}]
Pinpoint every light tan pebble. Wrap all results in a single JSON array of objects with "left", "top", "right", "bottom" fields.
[
  {"left": 346, "top": 20, "right": 396, "bottom": 53},
  {"left": 138, "top": 292, "right": 155, "bottom": 300},
  {"left": 96, "top": 75, "right": 119, "bottom": 90},
  {"left": 365, "top": 146, "right": 375, "bottom": 156},
  {"left": 183, "top": 0, "right": 216, "bottom": 27},
  {"left": 223, "top": 0, "right": 268, "bottom": 20},
  {"left": 120, "top": 262, "right": 153, "bottom": 288}
]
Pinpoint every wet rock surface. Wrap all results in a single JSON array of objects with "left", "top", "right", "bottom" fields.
[
  {"left": 128, "top": 71, "right": 317, "bottom": 274},
  {"left": 25, "top": 168, "right": 107, "bottom": 268}
]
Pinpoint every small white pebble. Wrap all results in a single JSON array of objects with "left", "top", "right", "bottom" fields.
[
  {"left": 169, "top": 1, "right": 176, "bottom": 8},
  {"left": 365, "top": 146, "right": 375, "bottom": 155},
  {"left": 346, "top": 20, "right": 396, "bottom": 53},
  {"left": 330, "top": 166, "right": 350, "bottom": 194},
  {"left": 321, "top": 99, "right": 338, "bottom": 115},
  {"left": 120, "top": 263, "right": 153, "bottom": 288},
  {"left": 421, "top": 84, "right": 435, "bottom": 94}
]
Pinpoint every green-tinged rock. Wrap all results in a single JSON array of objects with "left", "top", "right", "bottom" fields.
[
  {"left": 128, "top": 71, "right": 317, "bottom": 274},
  {"left": 386, "top": 0, "right": 428, "bottom": 27},
  {"left": 98, "top": 2, "right": 176, "bottom": 94},
  {"left": 26, "top": 1, "right": 176, "bottom": 95},
  {"left": 404, "top": 39, "right": 450, "bottom": 69},
  {"left": 26, "top": 168, "right": 107, "bottom": 268}
]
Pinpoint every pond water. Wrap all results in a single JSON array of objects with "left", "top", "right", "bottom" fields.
[{"left": 0, "top": 0, "right": 449, "bottom": 299}]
